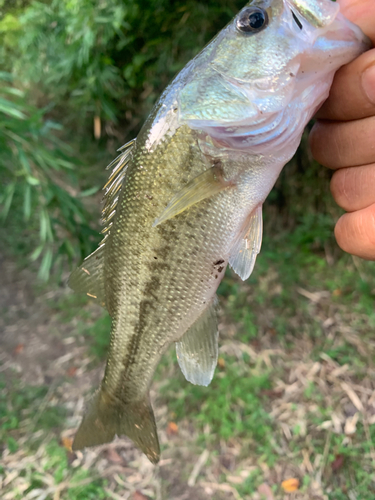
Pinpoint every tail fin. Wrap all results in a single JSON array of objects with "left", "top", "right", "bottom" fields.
[{"left": 72, "top": 389, "right": 160, "bottom": 464}]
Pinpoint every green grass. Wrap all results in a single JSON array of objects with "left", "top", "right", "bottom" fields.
[
  {"left": 160, "top": 357, "right": 273, "bottom": 445},
  {"left": 0, "top": 364, "right": 109, "bottom": 500},
  {"left": 0, "top": 377, "right": 67, "bottom": 452}
]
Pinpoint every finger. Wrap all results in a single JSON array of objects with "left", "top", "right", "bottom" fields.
[
  {"left": 334, "top": 203, "right": 375, "bottom": 260},
  {"left": 331, "top": 164, "right": 375, "bottom": 211},
  {"left": 315, "top": 49, "right": 375, "bottom": 121},
  {"left": 338, "top": 0, "right": 375, "bottom": 44},
  {"left": 309, "top": 116, "right": 375, "bottom": 169}
]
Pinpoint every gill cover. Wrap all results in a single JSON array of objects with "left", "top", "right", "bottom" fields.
[{"left": 287, "top": 0, "right": 339, "bottom": 28}]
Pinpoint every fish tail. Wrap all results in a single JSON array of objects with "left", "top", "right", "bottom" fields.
[{"left": 72, "top": 388, "right": 160, "bottom": 464}]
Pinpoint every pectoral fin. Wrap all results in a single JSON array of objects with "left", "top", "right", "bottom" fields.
[
  {"left": 153, "top": 165, "right": 231, "bottom": 227},
  {"left": 229, "top": 205, "right": 263, "bottom": 281},
  {"left": 176, "top": 297, "right": 219, "bottom": 387}
]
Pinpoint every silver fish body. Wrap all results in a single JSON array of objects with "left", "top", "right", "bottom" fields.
[{"left": 69, "top": 0, "right": 370, "bottom": 463}]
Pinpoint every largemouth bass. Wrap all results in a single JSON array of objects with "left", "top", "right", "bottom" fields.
[{"left": 69, "top": 0, "right": 370, "bottom": 463}]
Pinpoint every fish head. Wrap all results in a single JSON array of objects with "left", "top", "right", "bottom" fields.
[{"left": 178, "top": 0, "right": 371, "bottom": 153}]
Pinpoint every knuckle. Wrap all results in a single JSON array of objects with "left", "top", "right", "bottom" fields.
[
  {"left": 334, "top": 206, "right": 375, "bottom": 260},
  {"left": 309, "top": 122, "right": 329, "bottom": 165},
  {"left": 330, "top": 168, "right": 356, "bottom": 210},
  {"left": 309, "top": 121, "right": 347, "bottom": 169},
  {"left": 330, "top": 170, "right": 348, "bottom": 208},
  {"left": 334, "top": 214, "right": 350, "bottom": 252},
  {"left": 331, "top": 164, "right": 375, "bottom": 212}
]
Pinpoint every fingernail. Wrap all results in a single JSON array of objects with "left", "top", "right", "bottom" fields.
[{"left": 362, "top": 64, "right": 375, "bottom": 104}]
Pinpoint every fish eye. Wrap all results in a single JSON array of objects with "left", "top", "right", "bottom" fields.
[{"left": 236, "top": 7, "right": 269, "bottom": 34}]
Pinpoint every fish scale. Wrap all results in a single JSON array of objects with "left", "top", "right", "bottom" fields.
[
  {"left": 103, "top": 126, "right": 234, "bottom": 392},
  {"left": 68, "top": 0, "right": 370, "bottom": 463}
]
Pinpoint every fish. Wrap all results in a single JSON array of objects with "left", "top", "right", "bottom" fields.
[{"left": 69, "top": 0, "right": 370, "bottom": 463}]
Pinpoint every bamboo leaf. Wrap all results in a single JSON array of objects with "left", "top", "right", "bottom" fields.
[
  {"left": 0, "top": 97, "right": 26, "bottom": 119},
  {"left": 18, "top": 149, "right": 32, "bottom": 174},
  {"left": 38, "top": 247, "right": 53, "bottom": 281},
  {"left": 78, "top": 186, "right": 100, "bottom": 197},
  {"left": 30, "top": 244, "right": 44, "bottom": 261},
  {"left": 39, "top": 209, "right": 49, "bottom": 242},
  {"left": 0, "top": 183, "right": 16, "bottom": 220},
  {"left": 26, "top": 176, "right": 40, "bottom": 186},
  {"left": 23, "top": 183, "right": 31, "bottom": 220}
]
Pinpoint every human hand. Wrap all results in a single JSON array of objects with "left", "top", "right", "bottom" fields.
[{"left": 309, "top": 0, "right": 375, "bottom": 260}]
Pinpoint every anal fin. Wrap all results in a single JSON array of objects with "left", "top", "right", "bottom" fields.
[
  {"left": 153, "top": 165, "right": 232, "bottom": 227},
  {"left": 68, "top": 245, "right": 106, "bottom": 307},
  {"left": 176, "top": 297, "right": 219, "bottom": 387},
  {"left": 229, "top": 205, "right": 263, "bottom": 281}
]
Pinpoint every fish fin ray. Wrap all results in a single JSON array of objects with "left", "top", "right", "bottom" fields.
[
  {"left": 72, "top": 389, "right": 160, "bottom": 464},
  {"left": 68, "top": 245, "right": 106, "bottom": 307},
  {"left": 153, "top": 165, "right": 231, "bottom": 227},
  {"left": 68, "top": 140, "right": 136, "bottom": 307},
  {"left": 101, "top": 138, "right": 135, "bottom": 236},
  {"left": 176, "top": 297, "right": 219, "bottom": 387},
  {"left": 229, "top": 205, "right": 263, "bottom": 281}
]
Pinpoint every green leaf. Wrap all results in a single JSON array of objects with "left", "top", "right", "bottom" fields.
[
  {"left": 38, "top": 247, "right": 53, "bottom": 281},
  {"left": 23, "top": 183, "right": 31, "bottom": 220},
  {"left": 18, "top": 149, "right": 32, "bottom": 174},
  {"left": 0, "top": 87, "right": 24, "bottom": 98},
  {"left": 0, "top": 97, "right": 26, "bottom": 119},
  {"left": 0, "top": 183, "right": 16, "bottom": 220},
  {"left": 26, "top": 176, "right": 40, "bottom": 186},
  {"left": 30, "top": 244, "right": 44, "bottom": 261},
  {"left": 78, "top": 186, "right": 100, "bottom": 197},
  {"left": 39, "top": 209, "right": 53, "bottom": 243}
]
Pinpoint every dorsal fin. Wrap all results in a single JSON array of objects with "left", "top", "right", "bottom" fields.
[
  {"left": 68, "top": 139, "right": 135, "bottom": 308},
  {"left": 101, "top": 138, "right": 136, "bottom": 236},
  {"left": 68, "top": 244, "right": 106, "bottom": 307}
]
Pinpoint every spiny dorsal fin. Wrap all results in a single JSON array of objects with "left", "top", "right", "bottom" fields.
[
  {"left": 68, "top": 245, "right": 106, "bottom": 307},
  {"left": 176, "top": 297, "right": 219, "bottom": 387},
  {"left": 229, "top": 205, "right": 263, "bottom": 281},
  {"left": 101, "top": 138, "right": 136, "bottom": 236},
  {"left": 68, "top": 139, "right": 135, "bottom": 308}
]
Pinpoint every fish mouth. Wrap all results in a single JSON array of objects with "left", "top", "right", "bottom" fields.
[{"left": 330, "top": 13, "right": 372, "bottom": 51}]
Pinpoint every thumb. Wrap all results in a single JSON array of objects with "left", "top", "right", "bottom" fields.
[{"left": 338, "top": 0, "right": 375, "bottom": 44}]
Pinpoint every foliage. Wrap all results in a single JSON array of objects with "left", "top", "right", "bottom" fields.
[
  {"left": 0, "top": 0, "right": 245, "bottom": 132},
  {"left": 0, "top": 72, "right": 98, "bottom": 279}
]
